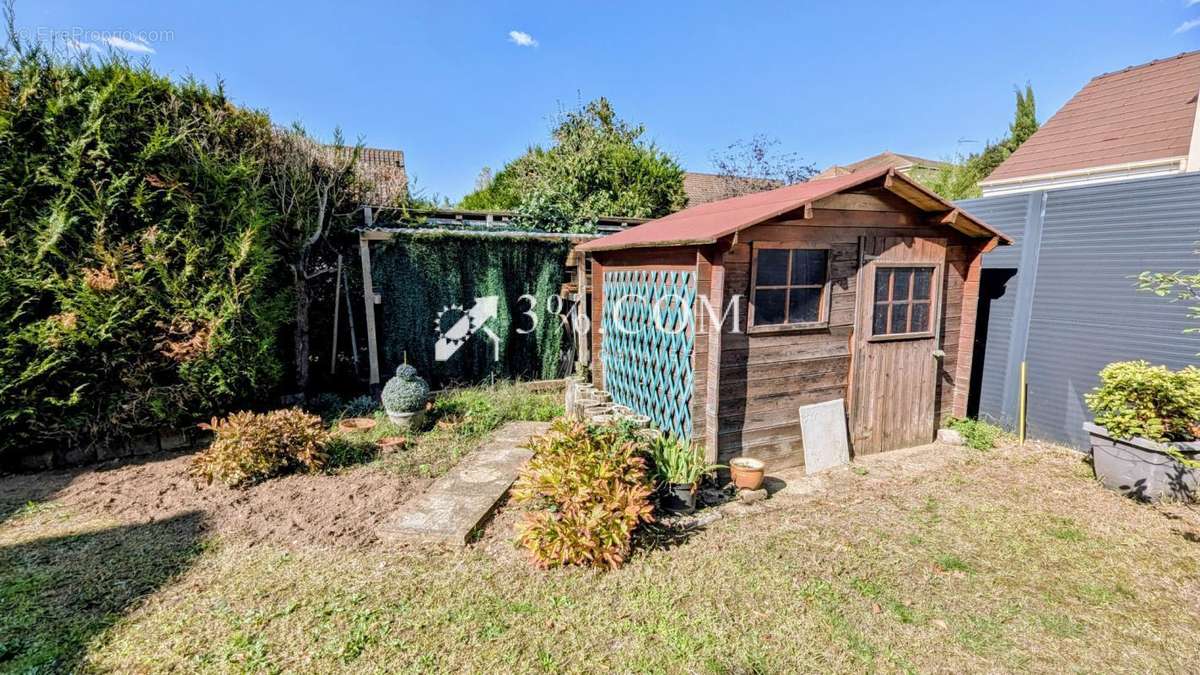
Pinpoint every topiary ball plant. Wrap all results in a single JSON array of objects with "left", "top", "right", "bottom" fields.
[{"left": 382, "top": 364, "right": 430, "bottom": 428}]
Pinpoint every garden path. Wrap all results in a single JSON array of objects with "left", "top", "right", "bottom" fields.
[{"left": 377, "top": 421, "right": 549, "bottom": 546}]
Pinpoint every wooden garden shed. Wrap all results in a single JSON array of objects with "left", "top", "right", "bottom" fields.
[{"left": 574, "top": 168, "right": 1011, "bottom": 469}]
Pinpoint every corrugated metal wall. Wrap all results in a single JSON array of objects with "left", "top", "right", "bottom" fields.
[{"left": 959, "top": 172, "right": 1200, "bottom": 449}]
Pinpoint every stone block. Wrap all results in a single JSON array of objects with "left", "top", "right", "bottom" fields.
[{"left": 937, "top": 428, "right": 965, "bottom": 445}]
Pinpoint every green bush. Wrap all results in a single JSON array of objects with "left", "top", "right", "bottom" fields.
[
  {"left": 945, "top": 417, "right": 1005, "bottom": 450},
  {"left": 191, "top": 409, "right": 328, "bottom": 487},
  {"left": 512, "top": 420, "right": 655, "bottom": 569},
  {"left": 0, "top": 43, "right": 292, "bottom": 463},
  {"left": 1085, "top": 361, "right": 1200, "bottom": 442}
]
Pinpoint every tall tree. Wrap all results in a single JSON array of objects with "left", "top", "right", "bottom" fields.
[
  {"left": 927, "top": 84, "right": 1039, "bottom": 200},
  {"left": 459, "top": 98, "right": 686, "bottom": 232},
  {"left": 263, "top": 128, "right": 364, "bottom": 392}
]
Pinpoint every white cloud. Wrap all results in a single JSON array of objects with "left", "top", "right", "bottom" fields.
[
  {"left": 1188, "top": 0, "right": 1200, "bottom": 7},
  {"left": 103, "top": 35, "right": 155, "bottom": 54},
  {"left": 508, "top": 30, "right": 538, "bottom": 47},
  {"left": 67, "top": 39, "right": 99, "bottom": 52}
]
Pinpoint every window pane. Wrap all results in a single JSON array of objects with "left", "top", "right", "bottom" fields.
[
  {"left": 911, "top": 301, "right": 931, "bottom": 332},
  {"left": 874, "top": 269, "right": 892, "bottom": 302},
  {"left": 754, "top": 289, "right": 787, "bottom": 325},
  {"left": 912, "top": 268, "right": 932, "bottom": 300},
  {"left": 890, "top": 302, "right": 909, "bottom": 334},
  {"left": 756, "top": 249, "right": 789, "bottom": 286},
  {"left": 788, "top": 287, "right": 821, "bottom": 323},
  {"left": 872, "top": 303, "right": 889, "bottom": 335},
  {"left": 790, "top": 250, "right": 827, "bottom": 286},
  {"left": 893, "top": 268, "right": 912, "bottom": 301}
]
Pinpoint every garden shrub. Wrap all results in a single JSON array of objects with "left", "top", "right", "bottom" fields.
[
  {"left": 381, "top": 364, "right": 429, "bottom": 414},
  {"left": 1085, "top": 361, "right": 1200, "bottom": 442},
  {"left": 340, "top": 394, "right": 379, "bottom": 419},
  {"left": 512, "top": 420, "right": 654, "bottom": 569},
  {"left": 0, "top": 42, "right": 292, "bottom": 464},
  {"left": 191, "top": 408, "right": 328, "bottom": 487},
  {"left": 945, "top": 417, "right": 1005, "bottom": 450}
]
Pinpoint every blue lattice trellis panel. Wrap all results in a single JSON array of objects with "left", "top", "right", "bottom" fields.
[{"left": 600, "top": 270, "right": 696, "bottom": 439}]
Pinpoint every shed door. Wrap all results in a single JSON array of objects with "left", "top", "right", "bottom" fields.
[{"left": 850, "top": 237, "right": 946, "bottom": 454}]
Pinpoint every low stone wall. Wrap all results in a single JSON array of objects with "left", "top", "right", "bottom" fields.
[{"left": 16, "top": 426, "right": 211, "bottom": 472}]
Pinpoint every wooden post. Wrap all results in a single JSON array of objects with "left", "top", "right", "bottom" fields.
[
  {"left": 576, "top": 251, "right": 590, "bottom": 373},
  {"left": 330, "top": 254, "right": 342, "bottom": 375},
  {"left": 703, "top": 248, "right": 724, "bottom": 464},
  {"left": 359, "top": 234, "right": 381, "bottom": 385}
]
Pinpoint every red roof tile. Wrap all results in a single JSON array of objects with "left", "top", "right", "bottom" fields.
[
  {"left": 985, "top": 51, "right": 1200, "bottom": 183},
  {"left": 577, "top": 168, "right": 1008, "bottom": 252}
]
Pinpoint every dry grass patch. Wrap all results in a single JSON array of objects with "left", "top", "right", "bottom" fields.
[{"left": 3, "top": 441, "right": 1200, "bottom": 672}]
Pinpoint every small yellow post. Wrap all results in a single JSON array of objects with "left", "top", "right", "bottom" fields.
[{"left": 1018, "top": 360, "right": 1028, "bottom": 445}]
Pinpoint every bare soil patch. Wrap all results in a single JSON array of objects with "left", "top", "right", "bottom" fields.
[{"left": 0, "top": 452, "right": 430, "bottom": 548}]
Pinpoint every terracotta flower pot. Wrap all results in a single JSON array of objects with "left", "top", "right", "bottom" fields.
[
  {"left": 377, "top": 435, "right": 407, "bottom": 453},
  {"left": 337, "top": 417, "right": 377, "bottom": 434},
  {"left": 730, "top": 457, "right": 765, "bottom": 491}
]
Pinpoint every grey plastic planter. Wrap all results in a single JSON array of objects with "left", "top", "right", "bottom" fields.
[{"left": 1084, "top": 422, "right": 1199, "bottom": 502}]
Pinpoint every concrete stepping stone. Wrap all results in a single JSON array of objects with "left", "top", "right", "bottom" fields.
[{"left": 378, "top": 421, "right": 550, "bottom": 546}]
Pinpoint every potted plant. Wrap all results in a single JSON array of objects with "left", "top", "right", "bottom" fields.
[
  {"left": 1084, "top": 361, "right": 1200, "bottom": 502},
  {"left": 729, "top": 457, "right": 766, "bottom": 491},
  {"left": 648, "top": 435, "right": 722, "bottom": 514},
  {"left": 382, "top": 364, "right": 430, "bottom": 430}
]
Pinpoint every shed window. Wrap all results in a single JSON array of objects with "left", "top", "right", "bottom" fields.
[
  {"left": 750, "top": 246, "right": 830, "bottom": 329},
  {"left": 872, "top": 266, "right": 935, "bottom": 337}
]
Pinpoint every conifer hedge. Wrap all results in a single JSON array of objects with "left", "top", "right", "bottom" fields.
[{"left": 0, "top": 44, "right": 291, "bottom": 463}]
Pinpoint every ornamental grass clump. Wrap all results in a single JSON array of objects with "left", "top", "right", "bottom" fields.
[
  {"left": 512, "top": 419, "right": 655, "bottom": 570},
  {"left": 1085, "top": 361, "right": 1200, "bottom": 442},
  {"left": 191, "top": 408, "right": 329, "bottom": 487}
]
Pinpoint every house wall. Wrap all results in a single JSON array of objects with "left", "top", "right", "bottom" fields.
[
  {"left": 960, "top": 172, "right": 1200, "bottom": 449},
  {"left": 716, "top": 190, "right": 986, "bottom": 469}
]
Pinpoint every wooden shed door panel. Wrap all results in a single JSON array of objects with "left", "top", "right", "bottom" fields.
[{"left": 850, "top": 237, "right": 946, "bottom": 454}]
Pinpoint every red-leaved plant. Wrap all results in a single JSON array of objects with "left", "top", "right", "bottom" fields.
[{"left": 511, "top": 419, "right": 654, "bottom": 569}]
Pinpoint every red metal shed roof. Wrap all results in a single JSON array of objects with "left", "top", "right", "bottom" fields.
[{"left": 576, "top": 168, "right": 1009, "bottom": 252}]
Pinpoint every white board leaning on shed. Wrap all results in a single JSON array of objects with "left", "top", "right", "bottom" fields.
[{"left": 799, "top": 399, "right": 851, "bottom": 475}]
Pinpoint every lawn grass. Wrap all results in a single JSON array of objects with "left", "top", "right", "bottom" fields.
[
  {"left": 330, "top": 382, "right": 563, "bottom": 480},
  {"left": 3, "top": 438, "right": 1200, "bottom": 672}
]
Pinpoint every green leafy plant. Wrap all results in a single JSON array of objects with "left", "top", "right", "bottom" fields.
[
  {"left": 382, "top": 365, "right": 429, "bottom": 414},
  {"left": 512, "top": 420, "right": 654, "bottom": 569},
  {"left": 1085, "top": 361, "right": 1200, "bottom": 442},
  {"left": 191, "top": 409, "right": 328, "bottom": 487},
  {"left": 945, "top": 417, "right": 1006, "bottom": 450},
  {"left": 647, "top": 435, "right": 722, "bottom": 487},
  {"left": 340, "top": 395, "right": 379, "bottom": 419}
]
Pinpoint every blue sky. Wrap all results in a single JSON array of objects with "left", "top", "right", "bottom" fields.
[{"left": 15, "top": 1, "right": 1200, "bottom": 201}]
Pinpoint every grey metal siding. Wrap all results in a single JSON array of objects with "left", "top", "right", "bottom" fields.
[{"left": 960, "top": 172, "right": 1200, "bottom": 448}]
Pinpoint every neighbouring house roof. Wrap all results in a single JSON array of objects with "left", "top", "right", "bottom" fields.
[
  {"left": 983, "top": 50, "right": 1200, "bottom": 185},
  {"left": 683, "top": 172, "right": 784, "bottom": 206},
  {"left": 576, "top": 168, "right": 1010, "bottom": 252},
  {"left": 327, "top": 146, "right": 409, "bottom": 205},
  {"left": 813, "top": 151, "right": 948, "bottom": 180},
  {"left": 354, "top": 147, "right": 408, "bottom": 205}
]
